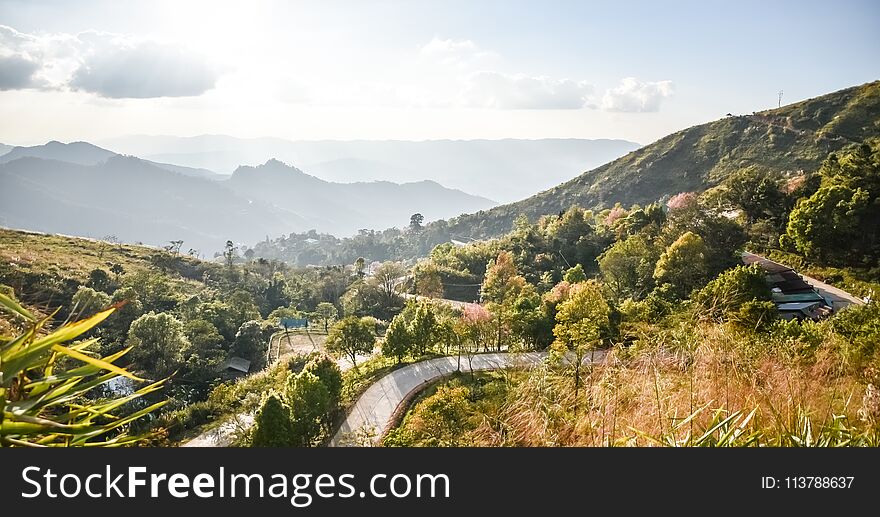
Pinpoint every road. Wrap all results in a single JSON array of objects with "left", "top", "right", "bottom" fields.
[
  {"left": 330, "top": 350, "right": 606, "bottom": 447},
  {"left": 402, "top": 292, "right": 475, "bottom": 310}
]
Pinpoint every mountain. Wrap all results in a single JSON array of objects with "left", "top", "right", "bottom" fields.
[
  {"left": 226, "top": 159, "right": 496, "bottom": 236},
  {"left": 0, "top": 141, "right": 116, "bottom": 165},
  {"left": 439, "top": 80, "right": 880, "bottom": 239},
  {"left": 98, "top": 136, "right": 642, "bottom": 202},
  {"left": 0, "top": 143, "right": 13, "bottom": 157},
  {"left": 0, "top": 155, "right": 302, "bottom": 254},
  {"left": 0, "top": 140, "right": 223, "bottom": 180}
]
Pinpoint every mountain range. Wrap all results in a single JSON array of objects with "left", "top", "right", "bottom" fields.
[
  {"left": 98, "top": 136, "right": 642, "bottom": 203},
  {"left": 436, "top": 80, "right": 880, "bottom": 239},
  {"left": 0, "top": 142, "right": 496, "bottom": 253}
]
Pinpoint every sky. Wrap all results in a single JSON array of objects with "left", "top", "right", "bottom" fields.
[{"left": 1, "top": 0, "right": 878, "bottom": 146}]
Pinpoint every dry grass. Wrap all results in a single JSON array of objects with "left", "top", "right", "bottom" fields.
[{"left": 464, "top": 320, "right": 876, "bottom": 446}]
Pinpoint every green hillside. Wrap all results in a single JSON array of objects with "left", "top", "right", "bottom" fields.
[{"left": 443, "top": 80, "right": 880, "bottom": 239}]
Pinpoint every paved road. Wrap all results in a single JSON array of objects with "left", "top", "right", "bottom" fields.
[
  {"left": 330, "top": 351, "right": 606, "bottom": 447},
  {"left": 402, "top": 292, "right": 476, "bottom": 310}
]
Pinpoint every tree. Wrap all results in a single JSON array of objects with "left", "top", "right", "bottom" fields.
[
  {"left": 414, "top": 262, "right": 444, "bottom": 298},
  {"left": 183, "top": 319, "right": 226, "bottom": 382},
  {"left": 223, "top": 240, "right": 238, "bottom": 269},
  {"left": 722, "top": 167, "right": 785, "bottom": 224},
  {"left": 563, "top": 264, "right": 587, "bottom": 284},
  {"left": 232, "top": 320, "right": 269, "bottom": 369},
  {"left": 409, "top": 213, "right": 424, "bottom": 232},
  {"left": 251, "top": 393, "right": 294, "bottom": 447},
  {"left": 368, "top": 261, "right": 407, "bottom": 308},
  {"left": 383, "top": 315, "right": 415, "bottom": 363},
  {"left": 552, "top": 281, "right": 611, "bottom": 401},
  {"left": 694, "top": 264, "right": 772, "bottom": 318},
  {"left": 127, "top": 312, "right": 190, "bottom": 378},
  {"left": 783, "top": 185, "right": 871, "bottom": 266},
  {"left": 87, "top": 268, "right": 113, "bottom": 293},
  {"left": 71, "top": 285, "right": 111, "bottom": 319},
  {"left": 653, "top": 231, "right": 708, "bottom": 298},
  {"left": 404, "top": 386, "right": 472, "bottom": 446},
  {"left": 325, "top": 316, "right": 376, "bottom": 369},
  {"left": 109, "top": 263, "right": 125, "bottom": 283},
  {"left": 354, "top": 257, "right": 366, "bottom": 279},
  {"left": 481, "top": 251, "right": 528, "bottom": 350},
  {"left": 303, "top": 354, "right": 343, "bottom": 408},
  {"left": 286, "top": 371, "right": 332, "bottom": 446},
  {"left": 409, "top": 301, "right": 438, "bottom": 355},
  {"left": 598, "top": 234, "right": 659, "bottom": 301},
  {"left": 314, "top": 302, "right": 338, "bottom": 332}
]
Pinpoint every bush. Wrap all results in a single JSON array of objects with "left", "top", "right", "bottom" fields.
[{"left": 694, "top": 265, "right": 771, "bottom": 319}]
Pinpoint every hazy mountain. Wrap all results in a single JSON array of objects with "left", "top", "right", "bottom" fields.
[
  {"left": 99, "top": 136, "right": 641, "bottom": 202},
  {"left": 0, "top": 156, "right": 302, "bottom": 254},
  {"left": 0, "top": 140, "right": 224, "bottom": 180},
  {"left": 0, "top": 141, "right": 116, "bottom": 165},
  {"left": 226, "top": 159, "right": 496, "bottom": 236},
  {"left": 0, "top": 143, "right": 13, "bottom": 157},
  {"left": 437, "top": 80, "right": 880, "bottom": 239}
]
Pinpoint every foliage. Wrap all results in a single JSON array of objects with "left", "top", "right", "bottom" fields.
[
  {"left": 325, "top": 316, "right": 376, "bottom": 368},
  {"left": 0, "top": 292, "right": 167, "bottom": 446},
  {"left": 285, "top": 371, "right": 331, "bottom": 446},
  {"left": 653, "top": 231, "right": 708, "bottom": 298},
  {"left": 127, "top": 311, "right": 189, "bottom": 378},
  {"left": 251, "top": 392, "right": 293, "bottom": 447}
]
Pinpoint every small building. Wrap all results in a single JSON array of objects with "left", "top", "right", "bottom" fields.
[
  {"left": 219, "top": 356, "right": 251, "bottom": 378},
  {"left": 742, "top": 252, "right": 833, "bottom": 320}
]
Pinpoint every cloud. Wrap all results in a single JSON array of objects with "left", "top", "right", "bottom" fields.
[
  {"left": 70, "top": 41, "right": 218, "bottom": 98},
  {"left": 0, "top": 54, "right": 42, "bottom": 90},
  {"left": 0, "top": 25, "right": 221, "bottom": 98},
  {"left": 459, "top": 71, "right": 594, "bottom": 109},
  {"left": 419, "top": 37, "right": 498, "bottom": 69},
  {"left": 601, "top": 77, "right": 674, "bottom": 112}
]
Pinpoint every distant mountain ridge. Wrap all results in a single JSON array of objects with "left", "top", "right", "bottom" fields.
[
  {"left": 99, "top": 136, "right": 642, "bottom": 202},
  {"left": 225, "top": 158, "right": 496, "bottom": 236},
  {"left": 0, "top": 141, "right": 223, "bottom": 180},
  {"left": 0, "top": 147, "right": 497, "bottom": 252},
  {"left": 436, "top": 80, "right": 880, "bottom": 239}
]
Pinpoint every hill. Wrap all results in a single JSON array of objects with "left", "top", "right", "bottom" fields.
[
  {"left": 99, "top": 136, "right": 642, "bottom": 202},
  {"left": 0, "top": 155, "right": 303, "bottom": 254},
  {"left": 226, "top": 159, "right": 496, "bottom": 236},
  {"left": 0, "top": 143, "right": 13, "bottom": 156},
  {"left": 0, "top": 140, "right": 223, "bottom": 180},
  {"left": 441, "top": 80, "right": 880, "bottom": 239}
]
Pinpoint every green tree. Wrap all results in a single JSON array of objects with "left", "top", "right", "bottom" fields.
[
  {"left": 232, "top": 320, "right": 269, "bottom": 369},
  {"left": 410, "top": 213, "right": 425, "bottom": 232},
  {"left": 251, "top": 393, "right": 294, "bottom": 447},
  {"left": 598, "top": 234, "right": 659, "bottom": 301},
  {"left": 552, "top": 281, "right": 611, "bottom": 400},
  {"left": 783, "top": 185, "right": 871, "bottom": 266},
  {"left": 183, "top": 319, "right": 226, "bottom": 382},
  {"left": 286, "top": 371, "right": 332, "bottom": 446},
  {"left": 303, "top": 354, "right": 343, "bottom": 408},
  {"left": 383, "top": 315, "right": 415, "bottom": 363},
  {"left": 71, "top": 285, "right": 111, "bottom": 319},
  {"left": 314, "top": 302, "right": 338, "bottom": 332},
  {"left": 722, "top": 167, "right": 785, "bottom": 224},
  {"left": 481, "top": 251, "right": 528, "bottom": 350},
  {"left": 127, "top": 311, "right": 190, "bottom": 378},
  {"left": 694, "top": 264, "right": 772, "bottom": 317},
  {"left": 563, "top": 264, "right": 587, "bottom": 284},
  {"left": 409, "top": 301, "right": 438, "bottom": 355},
  {"left": 405, "top": 386, "right": 472, "bottom": 446},
  {"left": 653, "top": 231, "right": 709, "bottom": 298},
  {"left": 325, "top": 316, "right": 376, "bottom": 369}
]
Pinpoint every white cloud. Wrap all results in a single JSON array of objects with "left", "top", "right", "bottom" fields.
[
  {"left": 0, "top": 25, "right": 221, "bottom": 98},
  {"left": 601, "top": 77, "right": 674, "bottom": 112},
  {"left": 419, "top": 37, "right": 498, "bottom": 69},
  {"left": 459, "top": 71, "right": 594, "bottom": 109}
]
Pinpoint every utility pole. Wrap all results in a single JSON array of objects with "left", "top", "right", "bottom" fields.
[{"left": 778, "top": 90, "right": 784, "bottom": 108}]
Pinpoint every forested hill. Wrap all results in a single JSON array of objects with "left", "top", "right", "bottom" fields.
[{"left": 441, "top": 80, "right": 880, "bottom": 239}]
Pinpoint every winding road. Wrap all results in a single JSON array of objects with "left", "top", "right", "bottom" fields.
[{"left": 330, "top": 350, "right": 607, "bottom": 447}]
